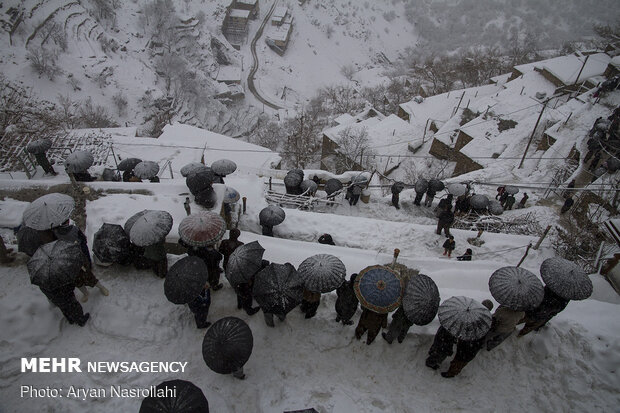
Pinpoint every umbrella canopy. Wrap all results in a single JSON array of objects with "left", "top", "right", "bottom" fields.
[
  {"left": 186, "top": 170, "right": 215, "bottom": 195},
  {"left": 428, "top": 179, "right": 445, "bottom": 192},
  {"left": 124, "top": 210, "right": 151, "bottom": 234},
  {"left": 129, "top": 210, "right": 173, "bottom": 247},
  {"left": 211, "top": 159, "right": 237, "bottom": 176},
  {"left": 202, "top": 317, "right": 253, "bottom": 374},
  {"left": 102, "top": 168, "right": 119, "bottom": 181},
  {"left": 288, "top": 169, "right": 304, "bottom": 179},
  {"left": 352, "top": 174, "right": 369, "bottom": 185},
  {"left": 22, "top": 193, "right": 75, "bottom": 230},
  {"left": 117, "top": 157, "right": 142, "bottom": 171},
  {"left": 446, "top": 183, "right": 467, "bottom": 196},
  {"left": 489, "top": 266, "right": 544, "bottom": 311},
  {"left": 133, "top": 161, "right": 160, "bottom": 179},
  {"left": 284, "top": 172, "right": 303, "bottom": 188},
  {"left": 469, "top": 194, "right": 490, "bottom": 209},
  {"left": 26, "top": 138, "right": 52, "bottom": 154},
  {"left": 300, "top": 180, "right": 318, "bottom": 195},
  {"left": 324, "top": 178, "right": 343, "bottom": 196},
  {"left": 252, "top": 263, "right": 303, "bottom": 314},
  {"left": 164, "top": 256, "right": 209, "bottom": 304},
  {"left": 195, "top": 187, "right": 217, "bottom": 208},
  {"left": 92, "top": 223, "right": 131, "bottom": 264},
  {"left": 540, "top": 257, "right": 593, "bottom": 300},
  {"left": 259, "top": 205, "right": 285, "bottom": 227},
  {"left": 354, "top": 265, "right": 404, "bottom": 314},
  {"left": 139, "top": 379, "right": 209, "bottom": 413},
  {"left": 298, "top": 254, "right": 346, "bottom": 293},
  {"left": 415, "top": 178, "right": 429, "bottom": 193},
  {"left": 438, "top": 296, "right": 492, "bottom": 340},
  {"left": 225, "top": 241, "right": 265, "bottom": 285},
  {"left": 223, "top": 187, "right": 240, "bottom": 204},
  {"left": 392, "top": 181, "right": 406, "bottom": 192},
  {"left": 402, "top": 274, "right": 440, "bottom": 326},
  {"left": 64, "top": 150, "right": 94, "bottom": 173},
  {"left": 606, "top": 157, "right": 620, "bottom": 172},
  {"left": 27, "top": 240, "right": 84, "bottom": 290},
  {"left": 487, "top": 200, "right": 504, "bottom": 215},
  {"left": 181, "top": 162, "right": 210, "bottom": 177},
  {"left": 17, "top": 226, "right": 48, "bottom": 257},
  {"left": 178, "top": 211, "right": 226, "bottom": 247},
  {"left": 505, "top": 185, "right": 519, "bottom": 195}
]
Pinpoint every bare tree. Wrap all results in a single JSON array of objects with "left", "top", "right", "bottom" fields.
[
  {"left": 333, "top": 126, "right": 371, "bottom": 173},
  {"left": 27, "top": 47, "right": 61, "bottom": 80},
  {"left": 77, "top": 97, "right": 117, "bottom": 128},
  {"left": 281, "top": 113, "right": 322, "bottom": 169},
  {"left": 112, "top": 92, "right": 128, "bottom": 117}
]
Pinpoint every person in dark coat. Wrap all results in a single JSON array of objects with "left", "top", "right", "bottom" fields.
[
  {"left": 437, "top": 208, "right": 455, "bottom": 237},
  {"left": 499, "top": 191, "right": 509, "bottom": 207},
  {"left": 187, "top": 283, "right": 211, "bottom": 328},
  {"left": 486, "top": 305, "right": 525, "bottom": 351},
  {"left": 213, "top": 174, "right": 225, "bottom": 184},
  {"left": 443, "top": 235, "right": 455, "bottom": 258},
  {"left": 350, "top": 184, "right": 362, "bottom": 206},
  {"left": 204, "top": 246, "right": 223, "bottom": 290},
  {"left": 436, "top": 194, "right": 453, "bottom": 213},
  {"left": 0, "top": 236, "right": 15, "bottom": 264},
  {"left": 300, "top": 288, "right": 321, "bottom": 319},
  {"left": 40, "top": 284, "right": 90, "bottom": 326},
  {"left": 335, "top": 273, "right": 358, "bottom": 325},
  {"left": 424, "top": 187, "right": 436, "bottom": 207},
  {"left": 34, "top": 152, "right": 57, "bottom": 175},
  {"left": 183, "top": 197, "right": 191, "bottom": 216},
  {"left": 441, "top": 300, "right": 493, "bottom": 378},
  {"left": 517, "top": 193, "right": 529, "bottom": 209},
  {"left": 149, "top": 176, "right": 160, "bottom": 183},
  {"left": 504, "top": 195, "right": 516, "bottom": 210},
  {"left": 218, "top": 229, "right": 243, "bottom": 270},
  {"left": 391, "top": 183, "right": 402, "bottom": 209},
  {"left": 318, "top": 233, "right": 335, "bottom": 245},
  {"left": 456, "top": 248, "right": 473, "bottom": 261},
  {"left": 233, "top": 277, "right": 260, "bottom": 316},
  {"left": 588, "top": 151, "right": 602, "bottom": 172},
  {"left": 73, "top": 171, "right": 95, "bottom": 182},
  {"left": 312, "top": 175, "right": 321, "bottom": 186},
  {"left": 496, "top": 186, "right": 505, "bottom": 200},
  {"left": 140, "top": 240, "right": 168, "bottom": 278},
  {"left": 454, "top": 195, "right": 469, "bottom": 216},
  {"left": 425, "top": 326, "right": 457, "bottom": 370},
  {"left": 261, "top": 224, "right": 273, "bottom": 237},
  {"left": 263, "top": 311, "right": 287, "bottom": 327},
  {"left": 122, "top": 169, "right": 135, "bottom": 182},
  {"left": 518, "top": 285, "right": 569, "bottom": 336},
  {"left": 382, "top": 306, "right": 414, "bottom": 344},
  {"left": 413, "top": 189, "right": 424, "bottom": 206},
  {"left": 355, "top": 308, "right": 388, "bottom": 345},
  {"left": 560, "top": 197, "right": 574, "bottom": 214},
  {"left": 563, "top": 179, "right": 576, "bottom": 198}
]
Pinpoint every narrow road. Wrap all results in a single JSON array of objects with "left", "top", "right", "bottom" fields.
[{"left": 247, "top": 0, "right": 283, "bottom": 110}]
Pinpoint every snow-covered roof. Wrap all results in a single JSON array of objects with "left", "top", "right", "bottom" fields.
[
  {"left": 236, "top": 0, "right": 258, "bottom": 5},
  {"left": 514, "top": 53, "right": 611, "bottom": 85},
  {"left": 67, "top": 127, "right": 137, "bottom": 139},
  {"left": 229, "top": 9, "right": 250, "bottom": 19},
  {"left": 272, "top": 6, "right": 288, "bottom": 20},
  {"left": 216, "top": 65, "right": 242, "bottom": 83},
  {"left": 610, "top": 55, "right": 620, "bottom": 68},
  {"left": 266, "top": 23, "right": 292, "bottom": 43}
]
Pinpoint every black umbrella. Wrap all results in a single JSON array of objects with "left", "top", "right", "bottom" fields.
[
  {"left": 284, "top": 173, "right": 303, "bottom": 188},
  {"left": 392, "top": 181, "right": 406, "bottom": 192},
  {"left": 438, "top": 296, "right": 492, "bottom": 341},
  {"left": 415, "top": 178, "right": 428, "bottom": 193},
  {"left": 16, "top": 226, "right": 46, "bottom": 257},
  {"left": 195, "top": 187, "right": 218, "bottom": 208},
  {"left": 117, "top": 158, "right": 142, "bottom": 171},
  {"left": 402, "top": 274, "right": 440, "bottom": 326},
  {"left": 540, "top": 257, "right": 593, "bottom": 301},
  {"left": 164, "top": 256, "right": 209, "bottom": 304},
  {"left": 211, "top": 159, "right": 237, "bottom": 176},
  {"left": 26, "top": 138, "right": 52, "bottom": 154},
  {"left": 324, "top": 178, "right": 343, "bottom": 196},
  {"left": 289, "top": 169, "right": 304, "bottom": 180},
  {"left": 225, "top": 241, "right": 265, "bottom": 285},
  {"left": 181, "top": 162, "right": 210, "bottom": 177},
  {"left": 300, "top": 179, "right": 318, "bottom": 195},
  {"left": 505, "top": 185, "right": 519, "bottom": 195},
  {"left": 64, "top": 150, "right": 94, "bottom": 173},
  {"left": 139, "top": 379, "right": 209, "bottom": 413},
  {"left": 124, "top": 210, "right": 152, "bottom": 234},
  {"left": 298, "top": 254, "right": 346, "bottom": 293},
  {"left": 186, "top": 170, "right": 215, "bottom": 195},
  {"left": 134, "top": 161, "right": 160, "bottom": 179},
  {"left": 92, "top": 223, "right": 131, "bottom": 264},
  {"left": 202, "top": 317, "right": 253, "bottom": 374},
  {"left": 252, "top": 263, "right": 303, "bottom": 314},
  {"left": 27, "top": 240, "right": 84, "bottom": 290},
  {"left": 489, "top": 266, "right": 544, "bottom": 311},
  {"left": 259, "top": 205, "right": 286, "bottom": 227},
  {"left": 487, "top": 200, "right": 504, "bottom": 215},
  {"left": 129, "top": 210, "right": 173, "bottom": 247},
  {"left": 428, "top": 179, "right": 445, "bottom": 192},
  {"left": 469, "top": 194, "right": 490, "bottom": 209},
  {"left": 102, "top": 168, "right": 119, "bottom": 181}
]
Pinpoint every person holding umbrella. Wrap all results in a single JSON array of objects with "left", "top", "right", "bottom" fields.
[
  {"left": 391, "top": 182, "right": 405, "bottom": 209},
  {"left": 436, "top": 207, "right": 455, "bottom": 237},
  {"left": 425, "top": 326, "right": 457, "bottom": 370},
  {"left": 259, "top": 205, "right": 285, "bottom": 238},
  {"left": 335, "top": 273, "right": 359, "bottom": 325},
  {"left": 382, "top": 306, "right": 413, "bottom": 344},
  {"left": 424, "top": 186, "right": 436, "bottom": 207},
  {"left": 298, "top": 254, "right": 346, "bottom": 320},
  {"left": 204, "top": 246, "right": 224, "bottom": 291},
  {"left": 202, "top": 317, "right": 253, "bottom": 380},
  {"left": 252, "top": 262, "right": 303, "bottom": 328},
  {"left": 188, "top": 282, "right": 212, "bottom": 328},
  {"left": 225, "top": 241, "right": 265, "bottom": 316},
  {"left": 127, "top": 210, "right": 173, "bottom": 278},
  {"left": 219, "top": 228, "right": 244, "bottom": 269},
  {"left": 394, "top": 273, "right": 440, "bottom": 344},
  {"left": 27, "top": 138, "right": 57, "bottom": 176},
  {"left": 413, "top": 179, "right": 428, "bottom": 206},
  {"left": 504, "top": 195, "right": 516, "bottom": 210}
]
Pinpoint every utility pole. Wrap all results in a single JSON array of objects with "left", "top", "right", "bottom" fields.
[
  {"left": 573, "top": 54, "right": 590, "bottom": 86},
  {"left": 518, "top": 100, "right": 548, "bottom": 169}
]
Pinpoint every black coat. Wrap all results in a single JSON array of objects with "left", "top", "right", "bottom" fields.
[
  {"left": 438, "top": 210, "right": 455, "bottom": 226},
  {"left": 524, "top": 286, "right": 569, "bottom": 323},
  {"left": 443, "top": 239, "right": 455, "bottom": 250},
  {"left": 428, "top": 326, "right": 457, "bottom": 357},
  {"left": 389, "top": 307, "right": 413, "bottom": 330},
  {"left": 335, "top": 279, "right": 358, "bottom": 320},
  {"left": 453, "top": 337, "right": 486, "bottom": 363}
]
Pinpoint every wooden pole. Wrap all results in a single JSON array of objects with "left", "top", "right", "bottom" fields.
[
  {"left": 516, "top": 243, "right": 532, "bottom": 267},
  {"left": 391, "top": 248, "right": 400, "bottom": 269},
  {"left": 593, "top": 241, "right": 605, "bottom": 272},
  {"left": 269, "top": 177, "right": 272, "bottom": 191},
  {"left": 168, "top": 161, "right": 173, "bottom": 179},
  {"left": 573, "top": 54, "right": 590, "bottom": 86},
  {"left": 533, "top": 225, "right": 551, "bottom": 250},
  {"left": 242, "top": 197, "right": 247, "bottom": 214},
  {"left": 518, "top": 100, "right": 548, "bottom": 169}
]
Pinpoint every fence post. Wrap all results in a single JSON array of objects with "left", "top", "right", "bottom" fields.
[
  {"left": 533, "top": 225, "right": 552, "bottom": 250},
  {"left": 269, "top": 177, "right": 272, "bottom": 191},
  {"left": 516, "top": 243, "right": 532, "bottom": 267},
  {"left": 168, "top": 161, "right": 173, "bottom": 179},
  {"left": 391, "top": 248, "right": 400, "bottom": 269},
  {"left": 242, "top": 197, "right": 247, "bottom": 214},
  {"left": 593, "top": 241, "right": 605, "bottom": 273}
]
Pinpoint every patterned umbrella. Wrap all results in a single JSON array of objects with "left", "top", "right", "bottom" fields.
[
  {"left": 225, "top": 241, "right": 265, "bottom": 285},
  {"left": 22, "top": 193, "right": 75, "bottom": 230},
  {"left": 438, "top": 296, "right": 492, "bottom": 341},
  {"left": 252, "top": 263, "right": 303, "bottom": 314},
  {"left": 354, "top": 265, "right": 404, "bottom": 314},
  {"left": 117, "top": 158, "right": 142, "bottom": 171},
  {"left": 487, "top": 200, "right": 504, "bottom": 215},
  {"left": 284, "top": 172, "right": 303, "bottom": 188},
  {"left": 469, "top": 194, "right": 490, "bottom": 209},
  {"left": 16, "top": 226, "right": 46, "bottom": 257},
  {"left": 129, "top": 210, "right": 173, "bottom": 247},
  {"left": 64, "top": 150, "right": 94, "bottom": 173},
  {"left": 428, "top": 179, "right": 445, "bottom": 192},
  {"left": 540, "top": 257, "right": 593, "bottom": 300},
  {"left": 178, "top": 211, "right": 226, "bottom": 247},
  {"left": 139, "top": 379, "right": 209, "bottom": 413},
  {"left": 300, "top": 180, "right": 318, "bottom": 195},
  {"left": 164, "top": 256, "right": 209, "bottom": 304},
  {"left": 133, "top": 161, "right": 160, "bottom": 179},
  {"left": 92, "top": 223, "right": 131, "bottom": 264},
  {"left": 202, "top": 317, "right": 253, "bottom": 374},
  {"left": 223, "top": 187, "right": 240, "bottom": 204},
  {"left": 415, "top": 178, "right": 428, "bottom": 193},
  {"left": 505, "top": 185, "right": 519, "bottom": 195},
  {"left": 186, "top": 170, "right": 215, "bottom": 195},
  {"left": 298, "top": 254, "right": 346, "bottom": 293},
  {"left": 27, "top": 240, "right": 84, "bottom": 290},
  {"left": 181, "top": 162, "right": 210, "bottom": 177},
  {"left": 489, "top": 266, "right": 544, "bottom": 311},
  {"left": 324, "top": 178, "right": 343, "bottom": 196},
  {"left": 211, "top": 159, "right": 237, "bottom": 176},
  {"left": 352, "top": 174, "right": 369, "bottom": 185},
  {"left": 446, "top": 183, "right": 467, "bottom": 196},
  {"left": 402, "top": 274, "right": 440, "bottom": 325},
  {"left": 26, "top": 138, "right": 52, "bottom": 154},
  {"left": 259, "top": 205, "right": 285, "bottom": 226}
]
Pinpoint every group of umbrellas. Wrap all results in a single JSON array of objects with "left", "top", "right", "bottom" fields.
[
  {"left": 183, "top": 159, "right": 237, "bottom": 208},
  {"left": 118, "top": 158, "right": 160, "bottom": 180}
]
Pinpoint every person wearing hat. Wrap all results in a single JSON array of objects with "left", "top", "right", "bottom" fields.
[{"left": 318, "top": 233, "right": 335, "bottom": 245}]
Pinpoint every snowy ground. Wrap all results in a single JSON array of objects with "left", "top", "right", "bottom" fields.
[{"left": 1, "top": 171, "right": 619, "bottom": 412}]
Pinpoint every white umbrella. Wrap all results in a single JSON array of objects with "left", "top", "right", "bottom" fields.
[{"left": 22, "top": 193, "right": 75, "bottom": 230}]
